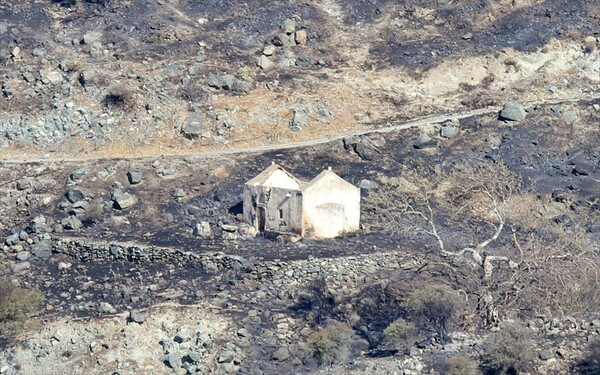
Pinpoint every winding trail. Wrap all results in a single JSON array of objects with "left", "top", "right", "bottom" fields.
[{"left": 1, "top": 95, "right": 598, "bottom": 165}]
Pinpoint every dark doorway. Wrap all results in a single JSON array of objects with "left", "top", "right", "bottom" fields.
[{"left": 257, "top": 207, "right": 266, "bottom": 232}]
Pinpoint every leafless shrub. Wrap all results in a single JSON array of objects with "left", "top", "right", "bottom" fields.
[
  {"left": 482, "top": 323, "right": 535, "bottom": 375},
  {"left": 443, "top": 355, "right": 480, "bottom": 375},
  {"left": 402, "top": 285, "right": 466, "bottom": 344}
]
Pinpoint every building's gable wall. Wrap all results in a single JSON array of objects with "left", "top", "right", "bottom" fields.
[
  {"left": 261, "top": 169, "right": 301, "bottom": 190},
  {"left": 302, "top": 174, "right": 360, "bottom": 238},
  {"left": 243, "top": 184, "right": 303, "bottom": 235}
]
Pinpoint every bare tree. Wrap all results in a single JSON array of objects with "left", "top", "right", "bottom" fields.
[{"left": 365, "top": 160, "right": 600, "bottom": 323}]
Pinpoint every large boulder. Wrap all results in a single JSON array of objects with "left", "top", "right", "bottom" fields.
[
  {"left": 181, "top": 112, "right": 204, "bottom": 139},
  {"left": 112, "top": 191, "right": 138, "bottom": 210},
  {"left": 500, "top": 102, "right": 527, "bottom": 121}
]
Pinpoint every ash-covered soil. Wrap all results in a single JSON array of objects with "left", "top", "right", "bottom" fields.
[{"left": 1, "top": 1, "right": 600, "bottom": 374}]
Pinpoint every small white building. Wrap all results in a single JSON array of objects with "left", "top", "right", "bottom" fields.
[{"left": 243, "top": 164, "right": 360, "bottom": 238}]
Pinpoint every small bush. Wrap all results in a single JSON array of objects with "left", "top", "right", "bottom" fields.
[
  {"left": 402, "top": 285, "right": 466, "bottom": 344},
  {"left": 103, "top": 84, "right": 135, "bottom": 109},
  {"left": 482, "top": 324, "right": 534, "bottom": 375},
  {"left": 0, "top": 279, "right": 43, "bottom": 339},
  {"left": 444, "top": 355, "right": 480, "bottom": 375},
  {"left": 306, "top": 323, "right": 355, "bottom": 366},
  {"left": 383, "top": 318, "right": 416, "bottom": 349}
]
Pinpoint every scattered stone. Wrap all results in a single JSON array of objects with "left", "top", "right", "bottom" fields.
[
  {"left": 500, "top": 102, "right": 527, "bottom": 121},
  {"left": 289, "top": 107, "right": 308, "bottom": 131},
  {"left": 271, "top": 346, "right": 290, "bottom": 361},
  {"left": 66, "top": 187, "right": 88, "bottom": 203},
  {"left": 68, "top": 168, "right": 87, "bottom": 184},
  {"left": 16, "top": 177, "right": 34, "bottom": 190},
  {"left": 58, "top": 261, "right": 72, "bottom": 270},
  {"left": 30, "top": 240, "right": 52, "bottom": 258},
  {"left": 172, "top": 188, "right": 186, "bottom": 199},
  {"left": 272, "top": 33, "right": 293, "bottom": 47},
  {"left": 572, "top": 163, "right": 593, "bottom": 176},
  {"left": 257, "top": 55, "right": 274, "bottom": 70},
  {"left": 232, "top": 79, "right": 252, "bottom": 93},
  {"left": 205, "top": 73, "right": 234, "bottom": 90},
  {"left": 61, "top": 216, "right": 83, "bottom": 230},
  {"left": 111, "top": 191, "right": 138, "bottom": 210},
  {"left": 12, "top": 262, "right": 31, "bottom": 274},
  {"left": 193, "top": 222, "right": 213, "bottom": 238},
  {"left": 182, "top": 112, "right": 204, "bottom": 139},
  {"left": 295, "top": 30, "right": 308, "bottom": 45},
  {"left": 82, "top": 31, "right": 102, "bottom": 45},
  {"left": 539, "top": 349, "right": 553, "bottom": 360},
  {"left": 358, "top": 179, "right": 379, "bottom": 190},
  {"left": 16, "top": 251, "right": 30, "bottom": 261},
  {"left": 79, "top": 69, "right": 96, "bottom": 87},
  {"left": 282, "top": 19, "right": 296, "bottom": 34},
  {"left": 129, "top": 310, "right": 145, "bottom": 324},
  {"left": 413, "top": 134, "right": 437, "bottom": 149},
  {"left": 440, "top": 119, "right": 459, "bottom": 138},
  {"left": 127, "top": 171, "right": 143, "bottom": 185},
  {"left": 562, "top": 110, "right": 578, "bottom": 124},
  {"left": 29, "top": 215, "right": 50, "bottom": 233},
  {"left": 263, "top": 45, "right": 275, "bottom": 56},
  {"left": 5, "top": 233, "right": 20, "bottom": 246}
]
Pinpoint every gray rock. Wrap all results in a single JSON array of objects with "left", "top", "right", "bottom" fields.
[
  {"left": 354, "top": 141, "right": 380, "bottom": 161},
  {"left": 165, "top": 353, "right": 181, "bottom": 369},
  {"left": 68, "top": 168, "right": 87, "bottom": 184},
  {"left": 12, "top": 262, "right": 31, "bottom": 274},
  {"left": 271, "top": 346, "right": 290, "bottom": 361},
  {"left": 0, "top": 21, "right": 7, "bottom": 35},
  {"left": 172, "top": 188, "right": 186, "bottom": 199},
  {"left": 16, "top": 251, "right": 30, "bottom": 261},
  {"left": 440, "top": 125, "right": 458, "bottom": 138},
  {"left": 193, "top": 222, "right": 213, "bottom": 238},
  {"left": 263, "top": 45, "right": 275, "bottom": 56},
  {"left": 182, "top": 112, "right": 204, "bottom": 139},
  {"left": 413, "top": 134, "right": 437, "bottom": 149},
  {"left": 22, "top": 72, "right": 35, "bottom": 83},
  {"left": 282, "top": 19, "right": 296, "bottom": 34},
  {"left": 112, "top": 191, "right": 138, "bottom": 210},
  {"left": 500, "top": 102, "right": 527, "bottom": 121},
  {"left": 30, "top": 240, "right": 52, "bottom": 258},
  {"left": 29, "top": 215, "right": 50, "bottom": 233},
  {"left": 129, "top": 310, "right": 145, "bottom": 324},
  {"left": 174, "top": 330, "right": 191, "bottom": 343},
  {"left": 82, "top": 31, "right": 102, "bottom": 45},
  {"left": 272, "top": 33, "right": 293, "bottom": 47},
  {"left": 317, "top": 106, "right": 333, "bottom": 121},
  {"left": 185, "top": 352, "right": 202, "bottom": 364},
  {"left": 5, "top": 233, "right": 20, "bottom": 246},
  {"left": 16, "top": 177, "right": 34, "bottom": 190},
  {"left": 562, "top": 110, "right": 578, "bottom": 124},
  {"left": 205, "top": 73, "right": 223, "bottom": 88},
  {"left": 127, "top": 171, "right": 143, "bottom": 185},
  {"left": 539, "top": 349, "right": 553, "bottom": 360},
  {"left": 61, "top": 216, "right": 83, "bottom": 230},
  {"left": 358, "top": 179, "right": 379, "bottom": 190},
  {"left": 205, "top": 74, "right": 234, "bottom": 90},
  {"left": 257, "top": 55, "right": 274, "bottom": 70},
  {"left": 232, "top": 79, "right": 252, "bottom": 93},
  {"left": 290, "top": 107, "right": 308, "bottom": 131},
  {"left": 65, "top": 187, "right": 88, "bottom": 203},
  {"left": 79, "top": 70, "right": 96, "bottom": 87},
  {"left": 573, "top": 163, "right": 593, "bottom": 176}
]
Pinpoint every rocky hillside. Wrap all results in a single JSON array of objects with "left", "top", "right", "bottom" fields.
[{"left": 0, "top": 0, "right": 598, "bottom": 159}]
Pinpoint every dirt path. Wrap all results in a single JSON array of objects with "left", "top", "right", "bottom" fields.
[{"left": 1, "top": 95, "right": 598, "bottom": 165}]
